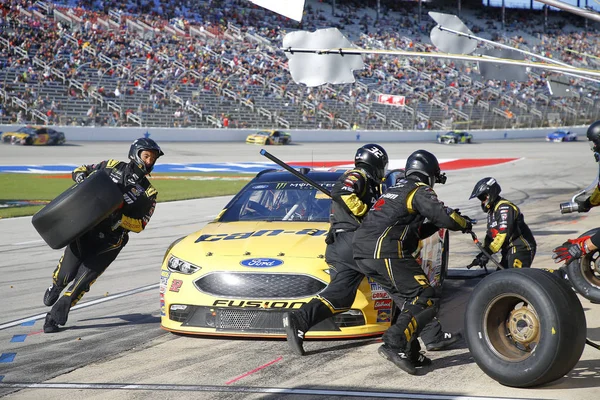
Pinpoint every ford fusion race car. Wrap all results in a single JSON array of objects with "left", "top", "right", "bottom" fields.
[
  {"left": 246, "top": 130, "right": 292, "bottom": 145},
  {"left": 0, "top": 125, "right": 66, "bottom": 145},
  {"left": 437, "top": 130, "right": 473, "bottom": 144},
  {"left": 159, "top": 168, "right": 447, "bottom": 338},
  {"left": 546, "top": 129, "right": 577, "bottom": 142}
]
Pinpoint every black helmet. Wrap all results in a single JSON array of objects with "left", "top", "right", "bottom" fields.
[
  {"left": 587, "top": 120, "right": 600, "bottom": 153},
  {"left": 470, "top": 177, "right": 501, "bottom": 212},
  {"left": 128, "top": 138, "right": 164, "bottom": 174},
  {"left": 354, "top": 143, "right": 389, "bottom": 182},
  {"left": 404, "top": 150, "right": 446, "bottom": 187}
]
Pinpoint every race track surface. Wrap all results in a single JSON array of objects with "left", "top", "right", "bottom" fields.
[{"left": 1, "top": 140, "right": 599, "bottom": 400}]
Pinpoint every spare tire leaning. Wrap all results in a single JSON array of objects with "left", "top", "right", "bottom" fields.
[
  {"left": 566, "top": 227, "right": 600, "bottom": 303},
  {"left": 32, "top": 171, "right": 123, "bottom": 249},
  {"left": 464, "top": 268, "right": 586, "bottom": 388}
]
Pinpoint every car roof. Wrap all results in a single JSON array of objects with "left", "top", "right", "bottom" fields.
[{"left": 252, "top": 169, "right": 345, "bottom": 183}]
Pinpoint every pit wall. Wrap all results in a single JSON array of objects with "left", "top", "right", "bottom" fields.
[{"left": 0, "top": 125, "right": 587, "bottom": 142}]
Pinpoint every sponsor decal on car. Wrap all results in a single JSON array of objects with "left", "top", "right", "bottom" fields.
[
  {"left": 212, "top": 300, "right": 307, "bottom": 308},
  {"left": 374, "top": 299, "right": 393, "bottom": 310},
  {"left": 372, "top": 291, "right": 392, "bottom": 300},
  {"left": 159, "top": 269, "right": 170, "bottom": 294},
  {"left": 195, "top": 228, "right": 328, "bottom": 242},
  {"left": 169, "top": 279, "right": 183, "bottom": 292},
  {"left": 160, "top": 294, "right": 166, "bottom": 316},
  {"left": 377, "top": 309, "right": 392, "bottom": 322},
  {"left": 240, "top": 258, "right": 284, "bottom": 267}
]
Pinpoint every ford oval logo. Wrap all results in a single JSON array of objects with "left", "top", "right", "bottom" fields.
[{"left": 240, "top": 258, "right": 283, "bottom": 268}]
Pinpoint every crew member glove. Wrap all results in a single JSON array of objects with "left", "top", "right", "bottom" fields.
[
  {"left": 73, "top": 172, "right": 86, "bottom": 183},
  {"left": 460, "top": 216, "right": 473, "bottom": 233},
  {"left": 575, "top": 197, "right": 592, "bottom": 213},
  {"left": 448, "top": 209, "right": 473, "bottom": 233},
  {"left": 552, "top": 236, "right": 591, "bottom": 265}
]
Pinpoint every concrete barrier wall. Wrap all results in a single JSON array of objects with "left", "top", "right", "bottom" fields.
[{"left": 0, "top": 124, "right": 588, "bottom": 142}]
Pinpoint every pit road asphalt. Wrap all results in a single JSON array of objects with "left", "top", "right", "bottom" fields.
[{"left": 0, "top": 140, "right": 599, "bottom": 400}]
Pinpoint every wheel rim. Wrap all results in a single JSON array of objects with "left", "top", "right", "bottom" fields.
[
  {"left": 580, "top": 251, "right": 600, "bottom": 289},
  {"left": 484, "top": 294, "right": 541, "bottom": 362}
]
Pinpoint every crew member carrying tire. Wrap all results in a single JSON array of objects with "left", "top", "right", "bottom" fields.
[
  {"left": 42, "top": 138, "right": 164, "bottom": 333},
  {"left": 468, "top": 177, "right": 536, "bottom": 270}
]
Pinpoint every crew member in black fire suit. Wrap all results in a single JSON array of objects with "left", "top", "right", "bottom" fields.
[
  {"left": 467, "top": 177, "right": 536, "bottom": 270},
  {"left": 352, "top": 149, "right": 473, "bottom": 375},
  {"left": 552, "top": 120, "right": 600, "bottom": 269},
  {"left": 282, "top": 144, "right": 388, "bottom": 355},
  {"left": 42, "top": 138, "right": 164, "bottom": 333}
]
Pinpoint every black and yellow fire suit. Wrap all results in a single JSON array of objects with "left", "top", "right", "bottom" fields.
[
  {"left": 352, "top": 177, "right": 470, "bottom": 356},
  {"left": 47, "top": 159, "right": 157, "bottom": 326},
  {"left": 291, "top": 167, "right": 380, "bottom": 333},
  {"left": 483, "top": 198, "right": 536, "bottom": 269}
]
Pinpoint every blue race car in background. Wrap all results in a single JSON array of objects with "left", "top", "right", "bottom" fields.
[{"left": 546, "top": 130, "right": 577, "bottom": 142}]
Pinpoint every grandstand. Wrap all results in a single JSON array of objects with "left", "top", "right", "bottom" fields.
[{"left": 0, "top": 0, "right": 599, "bottom": 131}]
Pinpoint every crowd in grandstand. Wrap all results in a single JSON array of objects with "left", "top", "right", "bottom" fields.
[{"left": 0, "top": 0, "right": 599, "bottom": 128}]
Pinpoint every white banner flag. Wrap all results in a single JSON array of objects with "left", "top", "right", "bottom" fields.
[{"left": 249, "top": 0, "right": 305, "bottom": 22}]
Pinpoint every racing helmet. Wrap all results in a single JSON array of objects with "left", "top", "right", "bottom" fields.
[
  {"left": 470, "top": 177, "right": 501, "bottom": 212},
  {"left": 404, "top": 150, "right": 446, "bottom": 187},
  {"left": 587, "top": 120, "right": 600, "bottom": 154},
  {"left": 354, "top": 144, "right": 389, "bottom": 182},
  {"left": 128, "top": 138, "right": 164, "bottom": 174}
]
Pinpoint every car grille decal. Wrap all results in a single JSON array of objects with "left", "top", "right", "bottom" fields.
[{"left": 194, "top": 272, "right": 327, "bottom": 298}]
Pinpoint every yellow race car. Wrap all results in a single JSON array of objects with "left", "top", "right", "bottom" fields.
[
  {"left": 246, "top": 130, "right": 292, "bottom": 145},
  {"left": 0, "top": 125, "right": 66, "bottom": 145},
  {"left": 159, "top": 168, "right": 447, "bottom": 338}
]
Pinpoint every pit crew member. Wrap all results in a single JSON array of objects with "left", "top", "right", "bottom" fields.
[
  {"left": 42, "top": 138, "right": 164, "bottom": 333},
  {"left": 352, "top": 149, "right": 473, "bottom": 375},
  {"left": 468, "top": 177, "right": 536, "bottom": 270}
]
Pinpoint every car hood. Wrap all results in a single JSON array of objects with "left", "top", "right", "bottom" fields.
[{"left": 174, "top": 221, "right": 328, "bottom": 260}]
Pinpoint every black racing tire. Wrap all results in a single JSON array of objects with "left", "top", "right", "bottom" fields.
[
  {"left": 467, "top": 138, "right": 472, "bottom": 144},
  {"left": 32, "top": 171, "right": 124, "bottom": 249},
  {"left": 566, "top": 227, "right": 600, "bottom": 303},
  {"left": 464, "top": 268, "right": 586, "bottom": 388}
]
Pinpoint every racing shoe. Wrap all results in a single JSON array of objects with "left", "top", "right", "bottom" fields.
[
  {"left": 43, "top": 313, "right": 60, "bottom": 334},
  {"left": 283, "top": 312, "right": 305, "bottom": 356},
  {"left": 426, "top": 332, "right": 462, "bottom": 351},
  {"left": 43, "top": 284, "right": 64, "bottom": 307},
  {"left": 377, "top": 344, "right": 417, "bottom": 375},
  {"left": 412, "top": 352, "right": 432, "bottom": 367}
]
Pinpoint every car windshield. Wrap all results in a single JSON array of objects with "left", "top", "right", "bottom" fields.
[
  {"left": 255, "top": 131, "right": 270, "bottom": 136},
  {"left": 219, "top": 181, "right": 335, "bottom": 222},
  {"left": 16, "top": 127, "right": 37, "bottom": 135}
]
